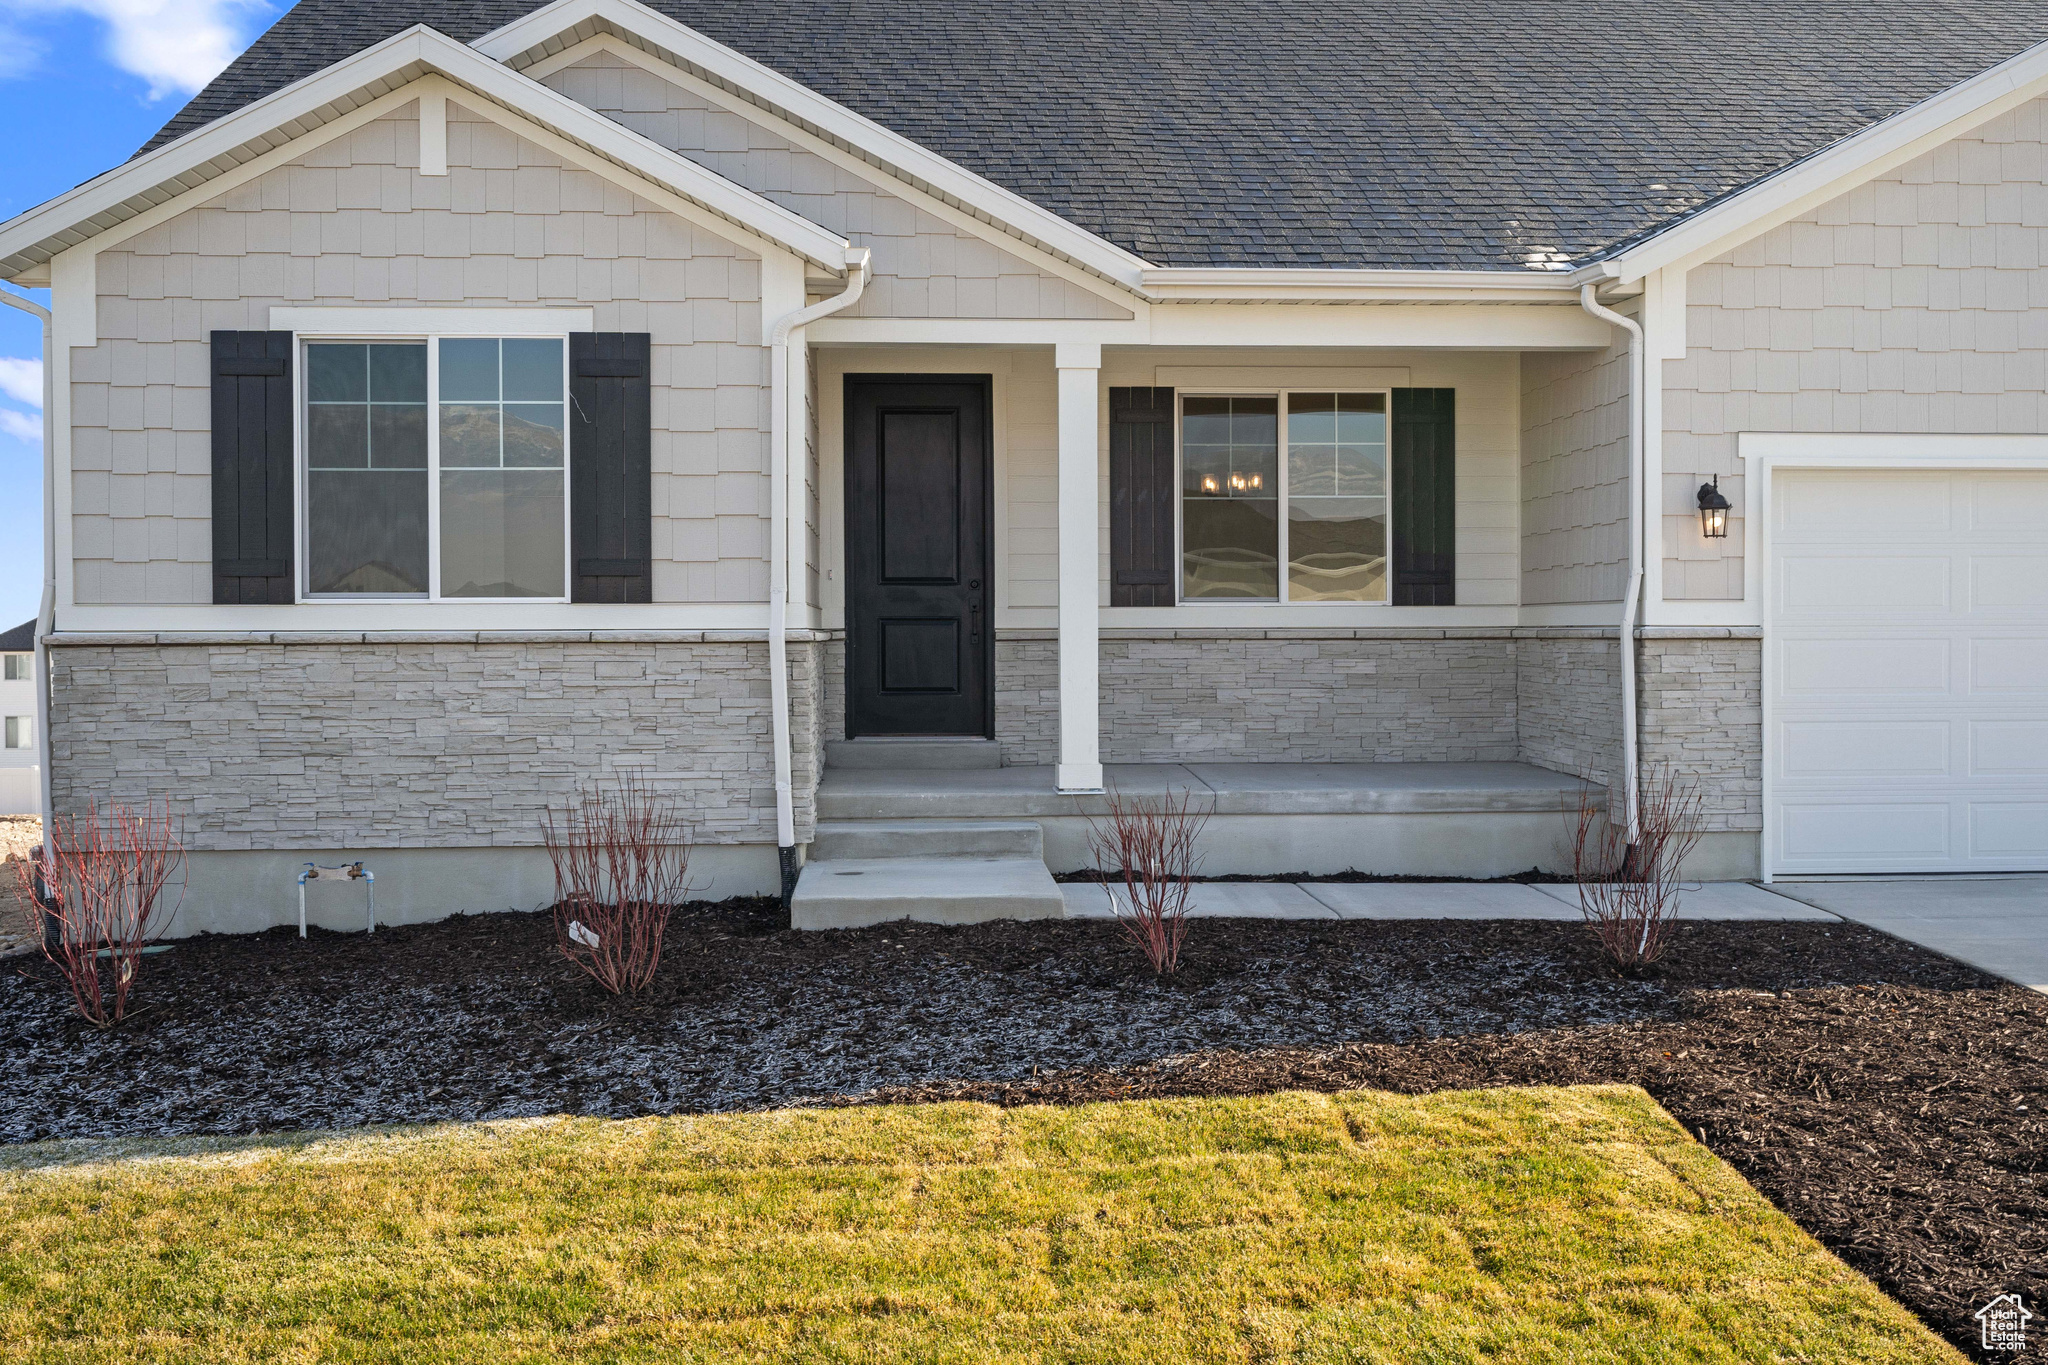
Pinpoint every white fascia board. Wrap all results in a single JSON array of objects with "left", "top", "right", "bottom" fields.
[
  {"left": 473, "top": 0, "right": 1155, "bottom": 290},
  {"left": 1739, "top": 431, "right": 2048, "bottom": 466},
  {"left": 0, "top": 24, "right": 850, "bottom": 278},
  {"left": 1139, "top": 266, "right": 1605, "bottom": 303},
  {"left": 1602, "top": 36, "right": 2048, "bottom": 284},
  {"left": 807, "top": 304, "right": 1613, "bottom": 350},
  {"left": 1145, "top": 302, "right": 1613, "bottom": 351}
]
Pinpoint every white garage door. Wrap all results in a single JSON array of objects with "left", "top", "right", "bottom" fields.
[{"left": 1770, "top": 467, "right": 2048, "bottom": 875}]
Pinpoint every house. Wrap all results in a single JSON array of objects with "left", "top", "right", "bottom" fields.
[
  {"left": 0, "top": 619, "right": 35, "bottom": 816},
  {"left": 1, "top": 0, "right": 2045, "bottom": 932}
]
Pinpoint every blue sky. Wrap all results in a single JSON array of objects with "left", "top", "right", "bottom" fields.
[{"left": 0, "top": 0, "right": 281, "bottom": 630}]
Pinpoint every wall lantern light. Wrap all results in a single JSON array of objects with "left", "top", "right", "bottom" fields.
[{"left": 1696, "top": 475, "right": 1731, "bottom": 539}]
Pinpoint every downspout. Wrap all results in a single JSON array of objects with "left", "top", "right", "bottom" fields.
[
  {"left": 0, "top": 284, "right": 56, "bottom": 925},
  {"left": 1578, "top": 284, "right": 1643, "bottom": 850},
  {"left": 766, "top": 247, "right": 870, "bottom": 904}
]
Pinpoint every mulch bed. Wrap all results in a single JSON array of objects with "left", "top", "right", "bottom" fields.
[
  {"left": 3, "top": 904, "right": 2043, "bottom": 1361},
  {"left": 1054, "top": 866, "right": 1576, "bottom": 883}
]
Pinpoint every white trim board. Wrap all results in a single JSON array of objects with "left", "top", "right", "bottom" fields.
[
  {"left": 1738, "top": 431, "right": 2048, "bottom": 881},
  {"left": 1739, "top": 432, "right": 2048, "bottom": 466},
  {"left": 58, "top": 604, "right": 778, "bottom": 633},
  {"left": 273, "top": 306, "right": 596, "bottom": 335},
  {"left": 1153, "top": 366, "right": 1409, "bottom": 389}
]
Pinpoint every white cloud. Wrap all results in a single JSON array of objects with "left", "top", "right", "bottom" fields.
[
  {"left": 0, "top": 27, "right": 48, "bottom": 80},
  {"left": 0, "top": 358, "right": 42, "bottom": 410},
  {"left": 0, "top": 409, "right": 42, "bottom": 443},
  {"left": 17, "top": 0, "right": 269, "bottom": 99}
]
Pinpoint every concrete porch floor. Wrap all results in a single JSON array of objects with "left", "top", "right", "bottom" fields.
[
  {"left": 818, "top": 761, "right": 1598, "bottom": 819},
  {"left": 815, "top": 761, "right": 1600, "bottom": 879}
]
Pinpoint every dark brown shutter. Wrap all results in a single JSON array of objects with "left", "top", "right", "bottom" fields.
[
  {"left": 569, "top": 332, "right": 652, "bottom": 603},
  {"left": 210, "top": 331, "right": 295, "bottom": 603},
  {"left": 1391, "top": 387, "right": 1455, "bottom": 606},
  {"left": 1109, "top": 386, "right": 1175, "bottom": 606}
]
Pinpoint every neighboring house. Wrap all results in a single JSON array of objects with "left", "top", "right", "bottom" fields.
[
  {"left": 0, "top": 620, "right": 34, "bottom": 816},
  {"left": 1, "top": 0, "right": 2045, "bottom": 931}
]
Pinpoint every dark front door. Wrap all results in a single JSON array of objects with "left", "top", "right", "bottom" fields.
[{"left": 844, "top": 375, "right": 993, "bottom": 737}]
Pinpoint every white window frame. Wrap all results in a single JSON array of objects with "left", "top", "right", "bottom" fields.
[
  {"left": 1173, "top": 386, "right": 1394, "bottom": 606},
  {"left": 294, "top": 330, "right": 574, "bottom": 606},
  {"left": 3, "top": 715, "right": 29, "bottom": 749},
  {"left": 1, "top": 654, "right": 27, "bottom": 682}
]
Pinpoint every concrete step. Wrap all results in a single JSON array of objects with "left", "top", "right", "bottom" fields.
[
  {"left": 791, "top": 856, "right": 1065, "bottom": 930},
  {"left": 824, "top": 738, "right": 1003, "bottom": 770},
  {"left": 809, "top": 819, "right": 1044, "bottom": 862}
]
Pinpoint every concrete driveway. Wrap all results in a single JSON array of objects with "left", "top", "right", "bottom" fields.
[{"left": 1763, "top": 876, "right": 2048, "bottom": 995}]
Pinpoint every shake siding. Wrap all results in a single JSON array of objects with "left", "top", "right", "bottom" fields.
[
  {"left": 1522, "top": 339, "right": 1630, "bottom": 604},
  {"left": 74, "top": 104, "right": 769, "bottom": 605},
  {"left": 541, "top": 52, "right": 1133, "bottom": 322},
  {"left": 1667, "top": 94, "right": 2048, "bottom": 599},
  {"left": 1005, "top": 358, "right": 1060, "bottom": 614}
]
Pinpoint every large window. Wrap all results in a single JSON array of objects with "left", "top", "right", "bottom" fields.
[
  {"left": 303, "top": 336, "right": 568, "bottom": 600},
  {"left": 1180, "top": 391, "right": 1388, "bottom": 603}
]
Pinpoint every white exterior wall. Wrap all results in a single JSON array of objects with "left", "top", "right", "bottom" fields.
[
  {"left": 540, "top": 50, "right": 1132, "bottom": 322},
  {"left": 1665, "top": 94, "right": 2048, "bottom": 599},
  {"left": 73, "top": 103, "right": 773, "bottom": 605},
  {"left": 1521, "top": 337, "right": 1630, "bottom": 605}
]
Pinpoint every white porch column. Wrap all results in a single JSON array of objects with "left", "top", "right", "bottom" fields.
[{"left": 1054, "top": 341, "right": 1104, "bottom": 792}]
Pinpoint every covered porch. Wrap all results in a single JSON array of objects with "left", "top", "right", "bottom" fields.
[{"left": 789, "top": 307, "right": 1631, "bottom": 923}]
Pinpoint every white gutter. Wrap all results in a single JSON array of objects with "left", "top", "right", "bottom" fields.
[
  {"left": 1139, "top": 262, "right": 1615, "bottom": 303},
  {"left": 766, "top": 246, "right": 870, "bottom": 900},
  {"left": 1578, "top": 284, "right": 1643, "bottom": 848},
  {"left": 0, "top": 285, "right": 55, "bottom": 902}
]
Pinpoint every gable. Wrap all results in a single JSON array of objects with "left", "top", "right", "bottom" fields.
[
  {"left": 1660, "top": 92, "right": 2048, "bottom": 603},
  {"left": 540, "top": 49, "right": 1132, "bottom": 321},
  {"left": 0, "top": 25, "right": 850, "bottom": 285}
]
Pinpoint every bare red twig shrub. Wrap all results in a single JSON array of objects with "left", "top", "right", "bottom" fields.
[
  {"left": 1570, "top": 765, "right": 1706, "bottom": 972},
  {"left": 12, "top": 802, "right": 185, "bottom": 1028},
  {"left": 541, "top": 775, "right": 691, "bottom": 995},
  {"left": 1086, "top": 786, "right": 1210, "bottom": 977}
]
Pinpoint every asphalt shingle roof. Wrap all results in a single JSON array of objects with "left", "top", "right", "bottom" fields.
[
  {"left": 0, "top": 620, "right": 34, "bottom": 652},
  {"left": 138, "top": 1, "right": 2048, "bottom": 270}
]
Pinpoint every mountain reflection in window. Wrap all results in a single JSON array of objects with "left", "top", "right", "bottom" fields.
[
  {"left": 438, "top": 337, "right": 566, "bottom": 598},
  {"left": 1287, "top": 393, "right": 1388, "bottom": 602},
  {"left": 304, "top": 341, "right": 429, "bottom": 595}
]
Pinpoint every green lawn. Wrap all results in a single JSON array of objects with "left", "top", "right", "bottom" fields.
[{"left": 0, "top": 1086, "right": 1957, "bottom": 1364}]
